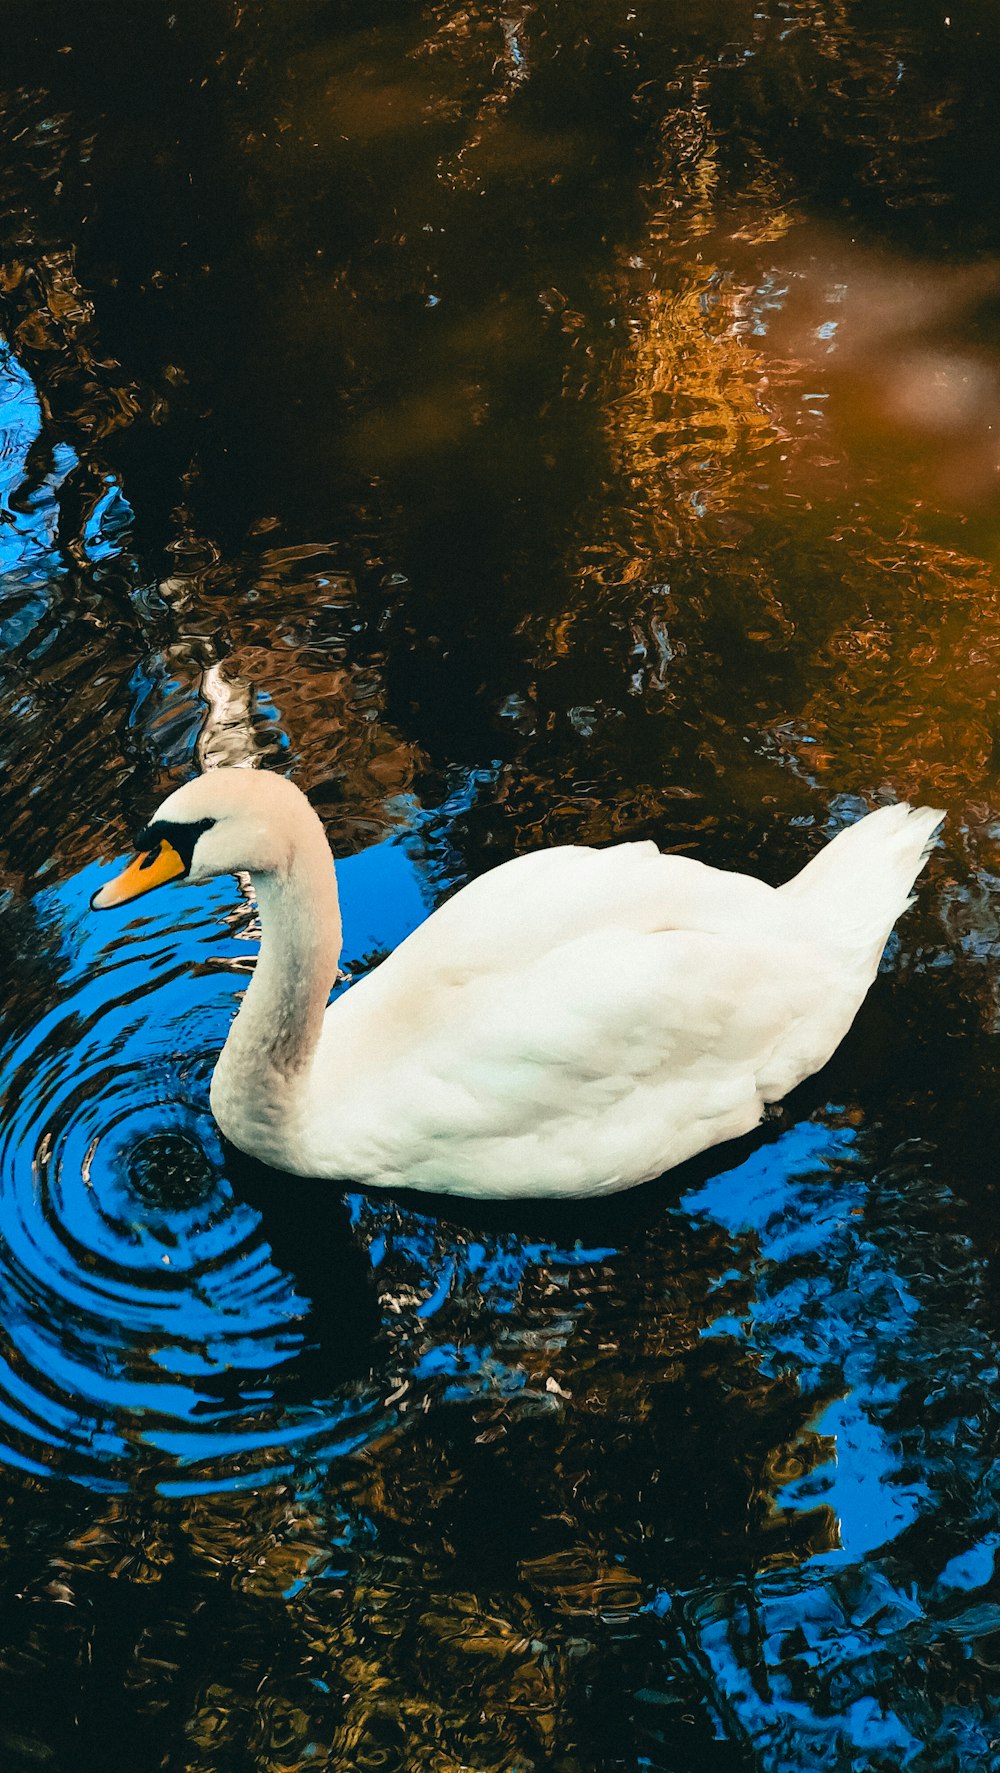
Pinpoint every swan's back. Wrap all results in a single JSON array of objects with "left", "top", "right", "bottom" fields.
[{"left": 376, "top": 839, "right": 790, "bottom": 987}]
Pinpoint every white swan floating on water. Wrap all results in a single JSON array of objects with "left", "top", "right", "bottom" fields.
[{"left": 92, "top": 770, "right": 942, "bottom": 1199}]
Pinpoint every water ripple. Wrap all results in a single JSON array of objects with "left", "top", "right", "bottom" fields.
[{"left": 0, "top": 835, "right": 443, "bottom": 1495}]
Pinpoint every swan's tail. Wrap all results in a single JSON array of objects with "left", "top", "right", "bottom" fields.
[{"left": 778, "top": 802, "right": 944, "bottom": 966}]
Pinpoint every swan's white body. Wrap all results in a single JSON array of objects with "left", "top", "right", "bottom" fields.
[{"left": 95, "top": 772, "right": 942, "bottom": 1199}]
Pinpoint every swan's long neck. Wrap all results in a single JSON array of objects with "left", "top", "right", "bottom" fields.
[{"left": 210, "top": 821, "right": 343, "bottom": 1155}]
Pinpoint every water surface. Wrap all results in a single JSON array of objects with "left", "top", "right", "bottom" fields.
[{"left": 1, "top": 2, "right": 1000, "bottom": 1769}]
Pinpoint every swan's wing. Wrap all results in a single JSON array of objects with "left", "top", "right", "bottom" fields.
[
  {"left": 323, "top": 920, "right": 855, "bottom": 1191},
  {"left": 377, "top": 840, "right": 786, "bottom": 989},
  {"left": 419, "top": 924, "right": 851, "bottom": 1118}
]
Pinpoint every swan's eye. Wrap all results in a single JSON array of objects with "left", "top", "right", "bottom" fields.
[
  {"left": 136, "top": 817, "right": 215, "bottom": 876},
  {"left": 91, "top": 816, "right": 216, "bottom": 912}
]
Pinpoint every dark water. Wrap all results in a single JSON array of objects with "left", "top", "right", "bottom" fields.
[{"left": 1, "top": 1, "right": 1000, "bottom": 1767}]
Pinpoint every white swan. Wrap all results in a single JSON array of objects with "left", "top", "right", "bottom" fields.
[{"left": 91, "top": 770, "right": 942, "bottom": 1199}]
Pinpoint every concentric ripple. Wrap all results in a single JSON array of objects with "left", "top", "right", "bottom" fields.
[{"left": 0, "top": 849, "right": 430, "bottom": 1496}]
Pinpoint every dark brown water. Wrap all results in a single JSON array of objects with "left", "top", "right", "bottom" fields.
[{"left": 1, "top": 2, "right": 1000, "bottom": 1768}]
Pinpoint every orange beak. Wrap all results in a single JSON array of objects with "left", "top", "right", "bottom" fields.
[{"left": 91, "top": 839, "right": 187, "bottom": 911}]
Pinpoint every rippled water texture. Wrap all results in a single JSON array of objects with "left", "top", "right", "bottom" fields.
[{"left": 2, "top": 2, "right": 1000, "bottom": 1769}]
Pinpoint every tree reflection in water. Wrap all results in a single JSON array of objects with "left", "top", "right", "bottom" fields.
[{"left": 1, "top": 1, "right": 1000, "bottom": 1769}]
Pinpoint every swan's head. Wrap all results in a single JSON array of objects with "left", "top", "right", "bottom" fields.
[{"left": 91, "top": 769, "right": 322, "bottom": 911}]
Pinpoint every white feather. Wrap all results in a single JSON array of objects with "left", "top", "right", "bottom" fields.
[{"left": 104, "top": 772, "right": 943, "bottom": 1199}]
